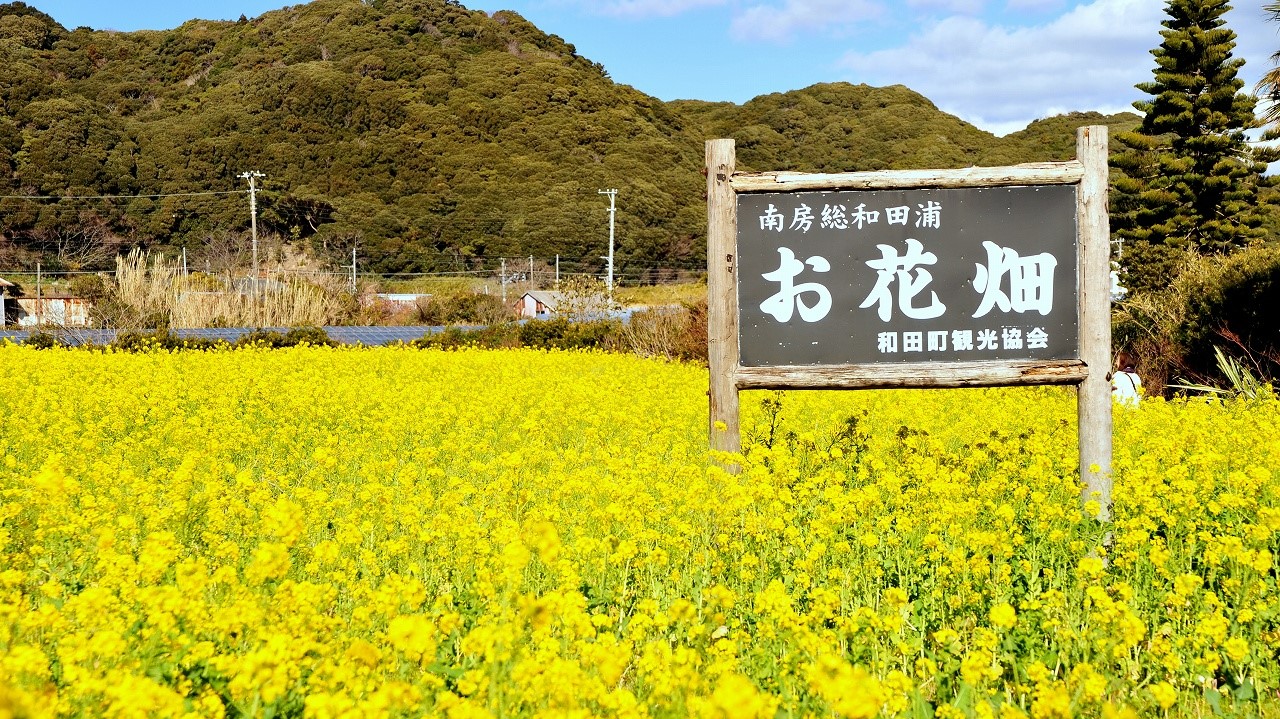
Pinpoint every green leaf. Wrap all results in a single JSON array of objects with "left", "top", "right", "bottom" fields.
[
  {"left": 1233, "top": 680, "right": 1255, "bottom": 702},
  {"left": 1204, "top": 687, "right": 1224, "bottom": 716}
]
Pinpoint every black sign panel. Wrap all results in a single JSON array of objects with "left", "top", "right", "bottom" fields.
[{"left": 738, "top": 186, "right": 1078, "bottom": 367}]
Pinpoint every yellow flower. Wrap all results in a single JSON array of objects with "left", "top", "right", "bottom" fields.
[
  {"left": 1223, "top": 636, "right": 1249, "bottom": 662},
  {"left": 1148, "top": 681, "right": 1177, "bottom": 710},
  {"left": 933, "top": 628, "right": 960, "bottom": 647},
  {"left": 1101, "top": 703, "right": 1138, "bottom": 719},
  {"left": 1031, "top": 682, "right": 1072, "bottom": 719},
  {"left": 989, "top": 602, "right": 1017, "bottom": 630},
  {"left": 344, "top": 638, "right": 382, "bottom": 667},
  {"left": 710, "top": 674, "right": 774, "bottom": 719},
  {"left": 935, "top": 706, "right": 966, "bottom": 719},
  {"left": 1000, "top": 704, "right": 1028, "bottom": 719},
  {"left": 5, "top": 344, "right": 1279, "bottom": 714},
  {"left": 960, "top": 651, "right": 994, "bottom": 686},
  {"left": 244, "top": 541, "right": 291, "bottom": 584},
  {"left": 1076, "top": 556, "right": 1105, "bottom": 581},
  {"left": 386, "top": 615, "right": 438, "bottom": 663},
  {"left": 812, "top": 659, "right": 884, "bottom": 719}
]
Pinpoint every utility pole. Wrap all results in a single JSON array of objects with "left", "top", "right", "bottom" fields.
[
  {"left": 500, "top": 257, "right": 507, "bottom": 304},
  {"left": 182, "top": 247, "right": 188, "bottom": 278},
  {"left": 346, "top": 247, "right": 357, "bottom": 294},
  {"left": 529, "top": 256, "right": 534, "bottom": 288},
  {"left": 237, "top": 171, "right": 265, "bottom": 297},
  {"left": 598, "top": 188, "right": 617, "bottom": 299},
  {"left": 555, "top": 255, "right": 560, "bottom": 287},
  {"left": 35, "top": 262, "right": 41, "bottom": 327}
]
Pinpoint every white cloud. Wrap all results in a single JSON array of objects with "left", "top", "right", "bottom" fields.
[
  {"left": 1227, "top": 2, "right": 1276, "bottom": 93},
  {"left": 1003, "top": 0, "right": 1065, "bottom": 11},
  {"left": 728, "top": 0, "right": 884, "bottom": 43},
  {"left": 1231, "top": 3, "right": 1279, "bottom": 136},
  {"left": 837, "top": 0, "right": 1163, "bottom": 134},
  {"left": 906, "top": 0, "right": 986, "bottom": 15}
]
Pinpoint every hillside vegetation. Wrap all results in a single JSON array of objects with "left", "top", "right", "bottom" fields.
[{"left": 0, "top": 0, "right": 1139, "bottom": 275}]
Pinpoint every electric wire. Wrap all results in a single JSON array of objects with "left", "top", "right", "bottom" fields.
[{"left": 0, "top": 190, "right": 246, "bottom": 200}]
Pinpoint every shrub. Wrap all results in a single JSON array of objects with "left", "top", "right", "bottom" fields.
[
  {"left": 234, "top": 329, "right": 289, "bottom": 348},
  {"left": 67, "top": 273, "right": 114, "bottom": 303},
  {"left": 23, "top": 332, "right": 57, "bottom": 349},
  {"left": 234, "top": 326, "right": 335, "bottom": 348},
  {"left": 411, "top": 318, "right": 622, "bottom": 352},
  {"left": 621, "top": 299, "right": 707, "bottom": 364},
  {"left": 517, "top": 317, "right": 621, "bottom": 350},
  {"left": 283, "top": 326, "right": 336, "bottom": 347},
  {"left": 415, "top": 292, "right": 513, "bottom": 326},
  {"left": 1113, "top": 246, "right": 1280, "bottom": 394},
  {"left": 113, "top": 330, "right": 224, "bottom": 352}
]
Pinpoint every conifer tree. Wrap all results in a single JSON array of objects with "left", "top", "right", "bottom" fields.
[{"left": 1111, "top": 0, "right": 1277, "bottom": 294}]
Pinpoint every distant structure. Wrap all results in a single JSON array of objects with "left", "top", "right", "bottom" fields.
[
  {"left": 0, "top": 275, "right": 93, "bottom": 327},
  {"left": 1109, "top": 262, "right": 1128, "bottom": 303},
  {"left": 0, "top": 277, "right": 12, "bottom": 327},
  {"left": 14, "top": 295, "right": 92, "bottom": 328},
  {"left": 514, "top": 290, "right": 563, "bottom": 319},
  {"left": 375, "top": 293, "right": 431, "bottom": 307}
]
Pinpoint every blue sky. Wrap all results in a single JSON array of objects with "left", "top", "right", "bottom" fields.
[{"left": 30, "top": 0, "right": 1278, "bottom": 135}]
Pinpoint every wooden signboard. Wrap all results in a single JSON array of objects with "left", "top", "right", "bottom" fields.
[{"left": 706, "top": 126, "right": 1112, "bottom": 518}]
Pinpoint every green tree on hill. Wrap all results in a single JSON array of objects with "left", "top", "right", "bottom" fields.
[{"left": 1111, "top": 0, "right": 1277, "bottom": 294}]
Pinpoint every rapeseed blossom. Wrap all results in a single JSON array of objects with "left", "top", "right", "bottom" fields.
[{"left": 0, "top": 344, "right": 1277, "bottom": 717}]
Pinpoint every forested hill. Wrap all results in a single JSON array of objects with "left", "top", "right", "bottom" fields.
[{"left": 0, "top": 0, "right": 1139, "bottom": 275}]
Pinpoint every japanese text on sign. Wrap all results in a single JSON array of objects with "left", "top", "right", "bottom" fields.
[{"left": 736, "top": 186, "right": 1078, "bottom": 366}]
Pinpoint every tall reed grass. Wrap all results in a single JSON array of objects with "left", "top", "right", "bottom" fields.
[{"left": 114, "top": 249, "right": 347, "bottom": 328}]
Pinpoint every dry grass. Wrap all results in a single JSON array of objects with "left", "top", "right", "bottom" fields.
[
  {"left": 614, "top": 281, "right": 706, "bottom": 308},
  {"left": 620, "top": 300, "right": 708, "bottom": 363},
  {"left": 115, "top": 249, "right": 349, "bottom": 329},
  {"left": 172, "top": 281, "right": 342, "bottom": 328},
  {"left": 373, "top": 276, "right": 487, "bottom": 295},
  {"left": 115, "top": 249, "right": 179, "bottom": 325}
]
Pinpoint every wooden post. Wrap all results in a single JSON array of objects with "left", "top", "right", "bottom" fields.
[
  {"left": 1076, "top": 126, "right": 1113, "bottom": 521},
  {"left": 706, "top": 139, "right": 741, "bottom": 453}
]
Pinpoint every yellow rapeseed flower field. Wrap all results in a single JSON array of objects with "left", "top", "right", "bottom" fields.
[{"left": 0, "top": 344, "right": 1277, "bottom": 718}]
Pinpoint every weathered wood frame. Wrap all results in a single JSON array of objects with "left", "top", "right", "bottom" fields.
[{"left": 707, "top": 127, "right": 1113, "bottom": 518}]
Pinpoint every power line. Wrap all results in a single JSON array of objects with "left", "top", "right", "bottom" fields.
[{"left": 0, "top": 190, "right": 246, "bottom": 201}]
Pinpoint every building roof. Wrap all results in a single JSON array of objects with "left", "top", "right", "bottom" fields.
[{"left": 521, "top": 290, "right": 565, "bottom": 308}]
